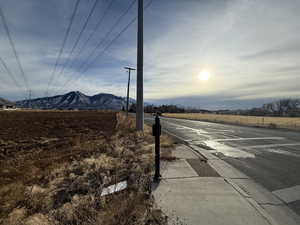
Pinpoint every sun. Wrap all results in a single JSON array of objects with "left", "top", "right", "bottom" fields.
[{"left": 198, "top": 70, "right": 211, "bottom": 81}]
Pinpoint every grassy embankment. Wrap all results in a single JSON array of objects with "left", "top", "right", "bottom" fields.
[
  {"left": 0, "top": 111, "right": 174, "bottom": 225},
  {"left": 163, "top": 113, "right": 300, "bottom": 130}
]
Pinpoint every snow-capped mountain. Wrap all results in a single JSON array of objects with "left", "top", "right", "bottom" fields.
[
  {"left": 16, "top": 91, "right": 135, "bottom": 110},
  {"left": 0, "top": 97, "right": 15, "bottom": 106}
]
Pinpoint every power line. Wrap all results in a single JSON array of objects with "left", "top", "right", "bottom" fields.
[
  {"left": 0, "top": 56, "right": 22, "bottom": 90},
  {"left": 67, "top": 0, "right": 115, "bottom": 71},
  {"left": 57, "top": 18, "right": 137, "bottom": 94},
  {"left": 45, "top": 0, "right": 81, "bottom": 97},
  {"left": 51, "top": 0, "right": 101, "bottom": 94},
  {"left": 72, "top": 0, "right": 136, "bottom": 74},
  {"left": 82, "top": 0, "right": 154, "bottom": 75},
  {"left": 56, "top": 0, "right": 154, "bottom": 95},
  {"left": 84, "top": 18, "right": 136, "bottom": 74},
  {"left": 54, "top": 0, "right": 139, "bottom": 94},
  {"left": 0, "top": 6, "right": 29, "bottom": 95}
]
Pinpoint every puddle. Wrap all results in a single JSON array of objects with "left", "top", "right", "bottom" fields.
[{"left": 204, "top": 140, "right": 255, "bottom": 158}]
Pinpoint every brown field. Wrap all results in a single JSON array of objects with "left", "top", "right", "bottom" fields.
[
  {"left": 0, "top": 111, "right": 173, "bottom": 225},
  {"left": 163, "top": 113, "right": 300, "bottom": 130}
]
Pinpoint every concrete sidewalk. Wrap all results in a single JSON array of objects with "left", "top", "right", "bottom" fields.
[{"left": 153, "top": 145, "right": 300, "bottom": 225}]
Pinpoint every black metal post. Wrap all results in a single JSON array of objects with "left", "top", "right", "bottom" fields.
[{"left": 153, "top": 114, "right": 161, "bottom": 182}]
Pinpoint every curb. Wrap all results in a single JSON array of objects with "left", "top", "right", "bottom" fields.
[
  {"left": 162, "top": 128, "right": 208, "bottom": 162},
  {"left": 162, "top": 128, "right": 300, "bottom": 225}
]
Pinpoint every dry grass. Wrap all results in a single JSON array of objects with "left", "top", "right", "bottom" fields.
[
  {"left": 0, "top": 111, "right": 169, "bottom": 225},
  {"left": 142, "top": 121, "right": 176, "bottom": 162},
  {"left": 163, "top": 113, "right": 300, "bottom": 130}
]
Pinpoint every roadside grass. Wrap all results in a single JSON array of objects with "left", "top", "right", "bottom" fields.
[
  {"left": 163, "top": 113, "right": 300, "bottom": 130},
  {"left": 0, "top": 111, "right": 173, "bottom": 225},
  {"left": 142, "top": 121, "right": 176, "bottom": 161}
]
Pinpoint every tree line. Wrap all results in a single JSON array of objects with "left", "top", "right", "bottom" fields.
[{"left": 128, "top": 98, "right": 300, "bottom": 117}]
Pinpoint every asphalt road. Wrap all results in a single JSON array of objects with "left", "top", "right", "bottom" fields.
[{"left": 145, "top": 115, "right": 300, "bottom": 216}]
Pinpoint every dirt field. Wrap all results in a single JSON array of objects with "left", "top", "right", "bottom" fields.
[
  {"left": 0, "top": 111, "right": 172, "bottom": 225},
  {"left": 163, "top": 113, "right": 300, "bottom": 130}
]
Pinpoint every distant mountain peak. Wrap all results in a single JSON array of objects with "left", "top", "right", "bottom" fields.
[
  {"left": 16, "top": 91, "right": 135, "bottom": 110},
  {"left": 0, "top": 97, "right": 14, "bottom": 106},
  {"left": 67, "top": 90, "right": 85, "bottom": 95}
]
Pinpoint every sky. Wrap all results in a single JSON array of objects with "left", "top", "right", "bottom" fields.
[{"left": 0, "top": 0, "right": 300, "bottom": 109}]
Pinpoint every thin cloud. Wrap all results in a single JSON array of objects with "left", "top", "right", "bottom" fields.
[
  {"left": 240, "top": 42, "right": 300, "bottom": 60},
  {"left": 0, "top": 0, "right": 299, "bottom": 110}
]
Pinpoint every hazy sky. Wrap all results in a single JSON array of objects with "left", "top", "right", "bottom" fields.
[{"left": 0, "top": 0, "right": 300, "bottom": 109}]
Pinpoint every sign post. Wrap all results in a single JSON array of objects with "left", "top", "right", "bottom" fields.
[{"left": 152, "top": 114, "right": 161, "bottom": 182}]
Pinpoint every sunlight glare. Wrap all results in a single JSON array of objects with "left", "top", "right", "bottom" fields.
[{"left": 198, "top": 70, "right": 211, "bottom": 81}]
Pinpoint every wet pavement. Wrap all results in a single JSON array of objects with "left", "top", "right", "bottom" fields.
[{"left": 145, "top": 115, "right": 300, "bottom": 216}]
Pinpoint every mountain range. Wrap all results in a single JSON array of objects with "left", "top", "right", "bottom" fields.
[
  {"left": 16, "top": 91, "right": 135, "bottom": 110},
  {"left": 0, "top": 97, "right": 14, "bottom": 106}
]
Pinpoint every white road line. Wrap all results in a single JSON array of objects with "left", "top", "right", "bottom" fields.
[
  {"left": 205, "top": 128, "right": 235, "bottom": 132},
  {"left": 204, "top": 140, "right": 256, "bottom": 158},
  {"left": 174, "top": 125, "right": 209, "bottom": 133},
  {"left": 264, "top": 149, "right": 300, "bottom": 157},
  {"left": 272, "top": 185, "right": 300, "bottom": 203},
  {"left": 245, "top": 143, "right": 300, "bottom": 149},
  {"left": 162, "top": 121, "right": 212, "bottom": 138},
  {"left": 213, "top": 137, "right": 285, "bottom": 142},
  {"left": 173, "top": 124, "right": 234, "bottom": 135},
  {"left": 160, "top": 118, "right": 300, "bottom": 160},
  {"left": 169, "top": 122, "right": 243, "bottom": 137},
  {"left": 175, "top": 126, "right": 233, "bottom": 133},
  {"left": 222, "top": 134, "right": 242, "bottom": 139}
]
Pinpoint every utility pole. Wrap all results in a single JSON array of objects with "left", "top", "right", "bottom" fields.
[
  {"left": 124, "top": 67, "right": 136, "bottom": 117},
  {"left": 136, "top": 0, "right": 144, "bottom": 131}
]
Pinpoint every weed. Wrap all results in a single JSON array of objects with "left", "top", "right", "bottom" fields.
[{"left": 0, "top": 111, "right": 169, "bottom": 225}]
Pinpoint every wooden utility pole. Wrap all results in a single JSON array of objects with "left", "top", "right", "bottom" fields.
[
  {"left": 124, "top": 67, "right": 136, "bottom": 117},
  {"left": 136, "top": 0, "right": 144, "bottom": 131}
]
